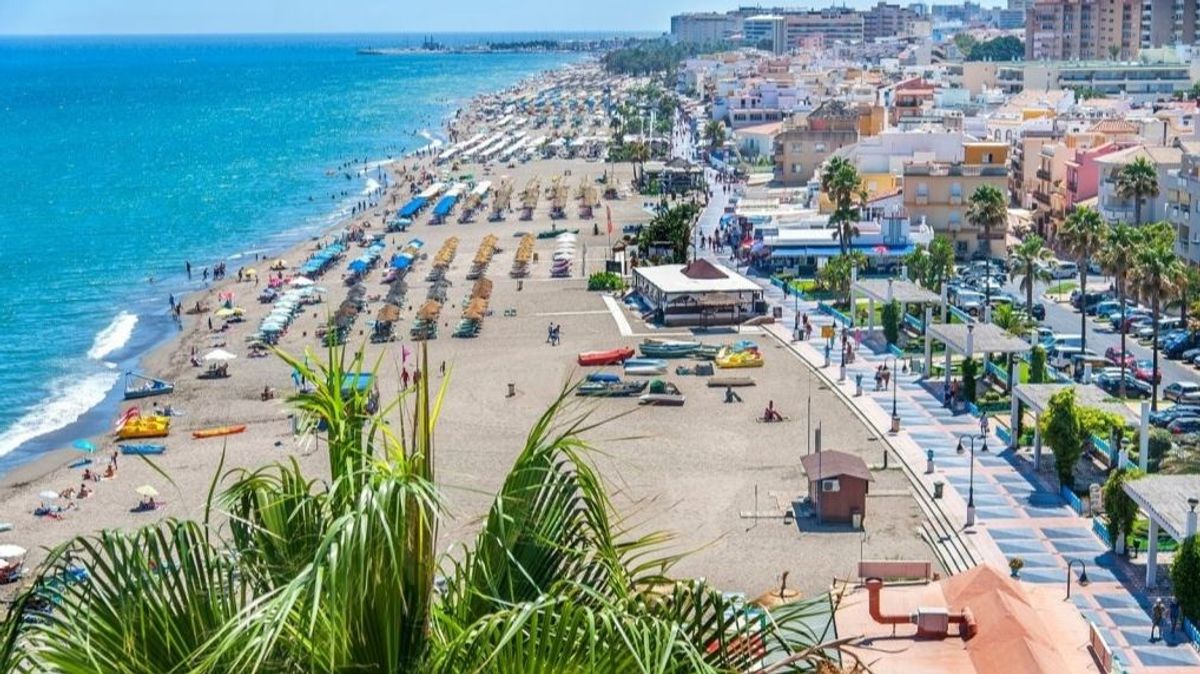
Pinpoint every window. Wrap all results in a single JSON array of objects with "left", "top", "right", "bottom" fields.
[
  {"left": 950, "top": 182, "right": 962, "bottom": 197},
  {"left": 821, "top": 479, "right": 840, "bottom": 492},
  {"left": 815, "top": 142, "right": 827, "bottom": 152},
  {"left": 982, "top": 152, "right": 994, "bottom": 163},
  {"left": 917, "top": 182, "right": 929, "bottom": 196}
]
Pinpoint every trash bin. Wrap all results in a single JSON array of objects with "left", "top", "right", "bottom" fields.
[
  {"left": 772, "top": 306, "right": 783, "bottom": 319},
  {"left": 933, "top": 481, "right": 945, "bottom": 499},
  {"left": 855, "top": 373, "right": 864, "bottom": 397}
]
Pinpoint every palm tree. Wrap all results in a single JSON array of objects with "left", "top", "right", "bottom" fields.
[
  {"left": 904, "top": 244, "right": 930, "bottom": 287},
  {"left": 1131, "top": 235, "right": 1185, "bottom": 410},
  {"left": 1099, "top": 223, "right": 1141, "bottom": 398},
  {"left": 966, "top": 184, "right": 1007, "bottom": 258},
  {"left": 927, "top": 234, "right": 956, "bottom": 293},
  {"left": 1178, "top": 265, "right": 1200, "bottom": 326},
  {"left": 628, "top": 140, "right": 650, "bottom": 186},
  {"left": 1116, "top": 156, "right": 1159, "bottom": 225},
  {"left": 820, "top": 159, "right": 863, "bottom": 256},
  {"left": 992, "top": 303, "right": 1032, "bottom": 336},
  {"left": 1058, "top": 206, "right": 1106, "bottom": 356},
  {"left": 1009, "top": 235, "right": 1054, "bottom": 312},
  {"left": 702, "top": 120, "right": 725, "bottom": 150},
  {"left": 0, "top": 346, "right": 849, "bottom": 672}
]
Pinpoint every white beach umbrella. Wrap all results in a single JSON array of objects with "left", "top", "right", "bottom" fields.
[
  {"left": 203, "top": 349, "right": 237, "bottom": 362},
  {"left": 135, "top": 485, "right": 159, "bottom": 498},
  {"left": 0, "top": 544, "right": 26, "bottom": 559},
  {"left": 290, "top": 276, "right": 314, "bottom": 287},
  {"left": 38, "top": 491, "right": 60, "bottom": 500}
]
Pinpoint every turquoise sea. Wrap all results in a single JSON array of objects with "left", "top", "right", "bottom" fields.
[{"left": 0, "top": 34, "right": 588, "bottom": 474}]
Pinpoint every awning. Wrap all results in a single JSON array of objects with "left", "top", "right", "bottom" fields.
[
  {"left": 433, "top": 195, "right": 457, "bottom": 217},
  {"left": 769, "top": 243, "right": 915, "bottom": 259},
  {"left": 398, "top": 197, "right": 426, "bottom": 218}
]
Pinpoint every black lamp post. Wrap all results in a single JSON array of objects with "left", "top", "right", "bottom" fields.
[
  {"left": 890, "top": 355, "right": 901, "bottom": 433},
  {"left": 1066, "top": 559, "right": 1090, "bottom": 598},
  {"left": 956, "top": 433, "right": 988, "bottom": 527}
]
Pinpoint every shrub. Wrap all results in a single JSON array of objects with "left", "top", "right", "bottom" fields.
[
  {"left": 1172, "top": 535, "right": 1200, "bottom": 622},
  {"left": 961, "top": 357, "right": 978, "bottom": 403},
  {"left": 1029, "top": 346, "right": 1047, "bottom": 383},
  {"left": 882, "top": 300, "right": 901, "bottom": 346},
  {"left": 587, "top": 271, "right": 625, "bottom": 291},
  {"left": 1042, "top": 388, "right": 1085, "bottom": 488},
  {"left": 1102, "top": 467, "right": 1142, "bottom": 550}
]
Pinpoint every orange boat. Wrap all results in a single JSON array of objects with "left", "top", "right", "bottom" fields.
[
  {"left": 577, "top": 347, "right": 635, "bottom": 366},
  {"left": 192, "top": 424, "right": 247, "bottom": 439}
]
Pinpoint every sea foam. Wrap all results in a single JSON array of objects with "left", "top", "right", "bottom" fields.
[
  {"left": 87, "top": 311, "right": 138, "bottom": 361},
  {"left": 0, "top": 371, "right": 119, "bottom": 459}
]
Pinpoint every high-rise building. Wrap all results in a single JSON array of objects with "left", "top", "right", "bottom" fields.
[
  {"left": 669, "top": 12, "right": 742, "bottom": 44},
  {"left": 783, "top": 8, "right": 865, "bottom": 47},
  {"left": 1140, "top": 0, "right": 1200, "bottom": 49},
  {"left": 743, "top": 15, "right": 787, "bottom": 53},
  {"left": 863, "top": 2, "right": 920, "bottom": 41},
  {"left": 1025, "top": 0, "right": 1141, "bottom": 61}
]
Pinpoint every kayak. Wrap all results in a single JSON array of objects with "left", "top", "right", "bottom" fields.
[
  {"left": 577, "top": 348, "right": 635, "bottom": 366},
  {"left": 192, "top": 425, "right": 247, "bottom": 439},
  {"left": 67, "top": 458, "right": 92, "bottom": 469},
  {"left": 120, "top": 444, "right": 166, "bottom": 455},
  {"left": 624, "top": 358, "right": 668, "bottom": 376}
]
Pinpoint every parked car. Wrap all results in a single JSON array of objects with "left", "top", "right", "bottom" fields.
[
  {"left": 1104, "top": 347, "right": 1136, "bottom": 368},
  {"left": 1151, "top": 405, "right": 1200, "bottom": 427},
  {"left": 1014, "top": 300, "right": 1046, "bottom": 321},
  {"left": 1165, "top": 332, "right": 1200, "bottom": 359},
  {"left": 1095, "top": 371, "right": 1152, "bottom": 398},
  {"left": 1077, "top": 291, "right": 1114, "bottom": 312},
  {"left": 1168, "top": 417, "right": 1200, "bottom": 434},
  {"left": 1164, "top": 382, "right": 1200, "bottom": 403},
  {"left": 1136, "top": 318, "right": 1183, "bottom": 340},
  {"left": 1133, "top": 359, "right": 1162, "bottom": 384},
  {"left": 1049, "top": 261, "right": 1078, "bottom": 280}
]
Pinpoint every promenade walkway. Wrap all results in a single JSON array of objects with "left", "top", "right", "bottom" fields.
[{"left": 690, "top": 182, "right": 1199, "bottom": 672}]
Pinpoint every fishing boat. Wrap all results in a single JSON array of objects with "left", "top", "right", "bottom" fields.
[
  {"left": 576, "top": 380, "right": 648, "bottom": 397},
  {"left": 585, "top": 372, "right": 621, "bottom": 383},
  {"left": 715, "top": 346, "right": 764, "bottom": 369},
  {"left": 577, "top": 348, "right": 634, "bottom": 366},
  {"left": 693, "top": 344, "right": 722, "bottom": 360},
  {"left": 639, "top": 339, "right": 701, "bottom": 358},
  {"left": 192, "top": 424, "right": 247, "bottom": 439},
  {"left": 116, "top": 416, "right": 170, "bottom": 439},
  {"left": 123, "top": 372, "right": 175, "bottom": 400},
  {"left": 639, "top": 380, "right": 685, "bottom": 406},
  {"left": 119, "top": 444, "right": 166, "bottom": 455},
  {"left": 623, "top": 358, "right": 668, "bottom": 376}
]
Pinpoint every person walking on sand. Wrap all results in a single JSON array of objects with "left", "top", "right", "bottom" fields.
[{"left": 401, "top": 368, "right": 410, "bottom": 390}]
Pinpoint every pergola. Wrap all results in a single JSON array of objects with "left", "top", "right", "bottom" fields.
[
  {"left": 924, "top": 323, "right": 1032, "bottom": 397},
  {"left": 1122, "top": 475, "right": 1200, "bottom": 586},
  {"left": 849, "top": 278, "right": 941, "bottom": 335},
  {"left": 1010, "top": 383, "right": 1146, "bottom": 472}
]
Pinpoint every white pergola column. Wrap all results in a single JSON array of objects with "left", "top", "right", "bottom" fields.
[
  {"left": 850, "top": 266, "right": 858, "bottom": 326},
  {"left": 1034, "top": 417, "right": 1043, "bottom": 469},
  {"left": 868, "top": 298, "right": 875, "bottom": 333},
  {"left": 923, "top": 310, "right": 933, "bottom": 378},
  {"left": 1140, "top": 400, "right": 1150, "bottom": 472},
  {"left": 1146, "top": 519, "right": 1160, "bottom": 587},
  {"left": 943, "top": 348, "right": 952, "bottom": 400}
]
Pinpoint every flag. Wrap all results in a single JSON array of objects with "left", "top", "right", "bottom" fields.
[{"left": 606, "top": 205, "right": 613, "bottom": 235}]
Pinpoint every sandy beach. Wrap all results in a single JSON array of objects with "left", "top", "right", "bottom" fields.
[{"left": 0, "top": 63, "right": 933, "bottom": 601}]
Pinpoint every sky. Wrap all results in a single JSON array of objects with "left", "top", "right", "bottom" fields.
[{"left": 0, "top": 0, "right": 920, "bottom": 35}]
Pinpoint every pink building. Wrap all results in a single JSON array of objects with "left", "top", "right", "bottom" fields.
[{"left": 1064, "top": 142, "right": 1129, "bottom": 211}]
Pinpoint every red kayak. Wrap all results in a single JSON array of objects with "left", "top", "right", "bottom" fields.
[{"left": 577, "top": 348, "right": 635, "bottom": 366}]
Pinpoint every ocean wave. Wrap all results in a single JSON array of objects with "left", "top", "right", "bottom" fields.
[
  {"left": 0, "top": 371, "right": 119, "bottom": 458},
  {"left": 362, "top": 178, "right": 381, "bottom": 195},
  {"left": 87, "top": 311, "right": 138, "bottom": 361}
]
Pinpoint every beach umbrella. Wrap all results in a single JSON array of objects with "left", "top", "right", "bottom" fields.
[
  {"left": 135, "top": 485, "right": 159, "bottom": 498},
  {"left": 244, "top": 268, "right": 258, "bottom": 277},
  {"left": 290, "top": 276, "right": 314, "bottom": 287},
  {"left": 203, "top": 349, "right": 237, "bottom": 362},
  {"left": 72, "top": 439, "right": 95, "bottom": 453},
  {"left": 214, "top": 307, "right": 244, "bottom": 318},
  {"left": 0, "top": 544, "right": 26, "bottom": 560},
  {"left": 38, "top": 490, "right": 60, "bottom": 500},
  {"left": 873, "top": 245, "right": 890, "bottom": 256}
]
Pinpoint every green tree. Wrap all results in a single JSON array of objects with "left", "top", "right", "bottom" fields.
[
  {"left": 953, "top": 32, "right": 978, "bottom": 55},
  {"left": 961, "top": 357, "right": 979, "bottom": 403},
  {"left": 1103, "top": 467, "right": 1142, "bottom": 553},
  {"left": 818, "top": 252, "right": 868, "bottom": 305},
  {"left": 1116, "top": 156, "right": 1160, "bottom": 225},
  {"left": 627, "top": 140, "right": 650, "bottom": 186},
  {"left": 702, "top": 120, "right": 726, "bottom": 150},
  {"left": 1009, "top": 235, "right": 1054, "bottom": 311},
  {"left": 821, "top": 158, "right": 864, "bottom": 256},
  {"left": 1176, "top": 265, "right": 1200, "bottom": 326},
  {"left": 0, "top": 346, "right": 845, "bottom": 672},
  {"left": 1029, "top": 345, "right": 1048, "bottom": 383},
  {"left": 638, "top": 202, "right": 700, "bottom": 263},
  {"left": 882, "top": 300, "right": 901, "bottom": 346},
  {"left": 926, "top": 235, "right": 957, "bottom": 293},
  {"left": 1172, "top": 535, "right": 1200, "bottom": 623},
  {"left": 1059, "top": 206, "right": 1106, "bottom": 356},
  {"left": 1131, "top": 234, "right": 1185, "bottom": 410},
  {"left": 1041, "top": 388, "right": 1087, "bottom": 488},
  {"left": 967, "top": 184, "right": 1007, "bottom": 260},
  {"left": 904, "top": 244, "right": 930, "bottom": 287},
  {"left": 966, "top": 35, "right": 1024, "bottom": 62},
  {"left": 1099, "top": 223, "right": 1142, "bottom": 398},
  {"left": 993, "top": 303, "right": 1032, "bottom": 336}
]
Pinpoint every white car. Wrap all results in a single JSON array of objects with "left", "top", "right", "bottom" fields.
[{"left": 1164, "top": 381, "right": 1200, "bottom": 403}]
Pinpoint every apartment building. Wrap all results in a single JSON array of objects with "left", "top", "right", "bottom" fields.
[
  {"left": 1167, "top": 140, "right": 1200, "bottom": 263},
  {"left": 1096, "top": 144, "right": 1182, "bottom": 223},
  {"left": 784, "top": 8, "right": 865, "bottom": 47},
  {"left": 992, "top": 59, "right": 1199, "bottom": 103},
  {"left": 1141, "top": 0, "right": 1200, "bottom": 49},
  {"left": 902, "top": 142, "right": 1011, "bottom": 256},
  {"left": 1025, "top": 0, "right": 1141, "bottom": 61},
  {"left": 744, "top": 15, "right": 788, "bottom": 54},
  {"left": 670, "top": 12, "right": 742, "bottom": 43},
  {"left": 862, "top": 2, "right": 920, "bottom": 41},
  {"left": 773, "top": 100, "right": 863, "bottom": 186}
]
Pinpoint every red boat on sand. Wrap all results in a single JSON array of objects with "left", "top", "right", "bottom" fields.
[{"left": 577, "top": 348, "right": 635, "bottom": 366}]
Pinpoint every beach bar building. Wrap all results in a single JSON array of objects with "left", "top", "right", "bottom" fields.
[
  {"left": 631, "top": 259, "right": 764, "bottom": 327},
  {"left": 800, "top": 450, "right": 871, "bottom": 526}
]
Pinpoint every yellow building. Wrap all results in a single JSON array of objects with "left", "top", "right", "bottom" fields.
[{"left": 902, "top": 143, "right": 1010, "bottom": 257}]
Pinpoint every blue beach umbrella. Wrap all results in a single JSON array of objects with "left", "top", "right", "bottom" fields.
[{"left": 72, "top": 439, "right": 95, "bottom": 453}]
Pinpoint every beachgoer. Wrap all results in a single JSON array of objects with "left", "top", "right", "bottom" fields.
[
  {"left": 208, "top": 317, "right": 213, "bottom": 331},
  {"left": 110, "top": 451, "right": 118, "bottom": 470},
  {"left": 1151, "top": 598, "right": 1166, "bottom": 642},
  {"left": 546, "top": 323, "right": 554, "bottom": 344},
  {"left": 882, "top": 365, "right": 891, "bottom": 390},
  {"left": 1170, "top": 597, "right": 1181, "bottom": 634},
  {"left": 874, "top": 367, "right": 883, "bottom": 391},
  {"left": 78, "top": 484, "right": 93, "bottom": 499},
  {"left": 763, "top": 400, "right": 783, "bottom": 423},
  {"left": 980, "top": 415, "right": 990, "bottom": 436},
  {"left": 186, "top": 261, "right": 192, "bottom": 279},
  {"left": 724, "top": 386, "right": 742, "bottom": 403}
]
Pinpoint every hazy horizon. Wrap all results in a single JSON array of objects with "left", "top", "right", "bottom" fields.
[{"left": 2, "top": 0, "right": 1008, "bottom": 36}]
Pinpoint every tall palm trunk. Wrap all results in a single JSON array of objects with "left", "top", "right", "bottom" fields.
[
  {"left": 1118, "top": 278, "right": 1128, "bottom": 400},
  {"left": 1079, "top": 263, "right": 1089, "bottom": 356},
  {"left": 1026, "top": 261, "right": 1035, "bottom": 310},
  {"left": 1152, "top": 296, "right": 1162, "bottom": 411},
  {"left": 1134, "top": 198, "right": 1142, "bottom": 226}
]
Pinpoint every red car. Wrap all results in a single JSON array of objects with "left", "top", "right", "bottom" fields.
[
  {"left": 1105, "top": 347, "right": 1136, "bottom": 368},
  {"left": 1133, "top": 359, "right": 1162, "bottom": 384}
]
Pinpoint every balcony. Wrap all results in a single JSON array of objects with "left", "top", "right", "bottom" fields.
[
  {"left": 915, "top": 194, "right": 929, "bottom": 205},
  {"left": 1067, "top": 179, "right": 1078, "bottom": 193},
  {"left": 1034, "top": 191, "right": 1051, "bottom": 206},
  {"left": 1036, "top": 168, "right": 1052, "bottom": 181}
]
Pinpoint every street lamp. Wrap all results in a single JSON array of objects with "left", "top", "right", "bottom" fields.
[
  {"left": 839, "top": 326, "right": 848, "bottom": 382},
  {"left": 1066, "top": 559, "right": 1090, "bottom": 598},
  {"left": 956, "top": 433, "right": 989, "bottom": 527},
  {"left": 890, "top": 355, "right": 901, "bottom": 433}
]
